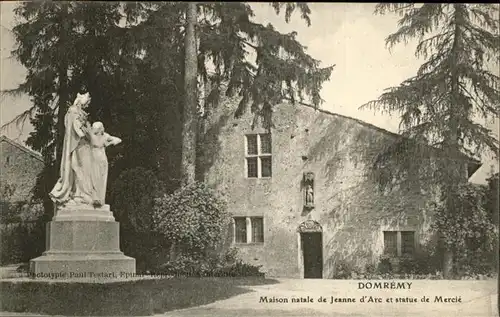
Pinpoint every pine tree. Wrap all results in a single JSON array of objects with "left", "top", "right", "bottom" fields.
[
  {"left": 3, "top": 2, "right": 334, "bottom": 197},
  {"left": 362, "top": 4, "right": 499, "bottom": 277},
  {"left": 2, "top": 2, "right": 170, "bottom": 213},
  {"left": 182, "top": 2, "right": 198, "bottom": 185},
  {"left": 176, "top": 2, "right": 334, "bottom": 184}
]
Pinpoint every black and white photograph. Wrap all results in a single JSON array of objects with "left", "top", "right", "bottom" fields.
[{"left": 0, "top": 2, "right": 499, "bottom": 316}]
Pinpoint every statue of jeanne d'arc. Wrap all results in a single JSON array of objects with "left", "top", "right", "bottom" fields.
[{"left": 49, "top": 93, "right": 121, "bottom": 208}]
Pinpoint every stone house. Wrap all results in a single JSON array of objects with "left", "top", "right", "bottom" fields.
[
  {"left": 1, "top": 136, "right": 44, "bottom": 220},
  {"left": 200, "top": 96, "right": 481, "bottom": 278}
]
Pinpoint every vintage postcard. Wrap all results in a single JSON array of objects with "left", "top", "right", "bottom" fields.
[{"left": 0, "top": 2, "right": 498, "bottom": 316}]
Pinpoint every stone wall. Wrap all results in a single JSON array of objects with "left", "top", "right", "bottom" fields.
[
  {"left": 200, "top": 95, "right": 445, "bottom": 278},
  {"left": 1, "top": 137, "right": 44, "bottom": 203}
]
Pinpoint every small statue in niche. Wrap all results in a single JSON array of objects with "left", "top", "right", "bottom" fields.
[
  {"left": 303, "top": 172, "right": 315, "bottom": 208},
  {"left": 305, "top": 185, "right": 314, "bottom": 205}
]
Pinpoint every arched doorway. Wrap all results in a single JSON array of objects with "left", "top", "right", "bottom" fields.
[{"left": 298, "top": 220, "right": 323, "bottom": 279}]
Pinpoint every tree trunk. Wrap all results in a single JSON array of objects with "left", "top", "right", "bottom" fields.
[
  {"left": 180, "top": 2, "right": 198, "bottom": 186},
  {"left": 52, "top": 4, "right": 70, "bottom": 219},
  {"left": 56, "top": 65, "right": 69, "bottom": 177},
  {"left": 55, "top": 4, "right": 70, "bottom": 180},
  {"left": 441, "top": 4, "right": 466, "bottom": 278}
]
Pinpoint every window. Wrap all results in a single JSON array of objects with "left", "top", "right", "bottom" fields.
[
  {"left": 234, "top": 217, "right": 247, "bottom": 243},
  {"left": 245, "top": 134, "right": 272, "bottom": 178},
  {"left": 251, "top": 217, "right": 264, "bottom": 243},
  {"left": 233, "top": 216, "right": 264, "bottom": 244},
  {"left": 383, "top": 231, "right": 415, "bottom": 257},
  {"left": 383, "top": 231, "right": 398, "bottom": 256}
]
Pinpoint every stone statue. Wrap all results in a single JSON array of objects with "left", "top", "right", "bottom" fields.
[
  {"left": 305, "top": 185, "right": 314, "bottom": 205},
  {"left": 88, "top": 122, "right": 122, "bottom": 207},
  {"left": 50, "top": 93, "right": 92, "bottom": 205},
  {"left": 50, "top": 93, "right": 122, "bottom": 207}
]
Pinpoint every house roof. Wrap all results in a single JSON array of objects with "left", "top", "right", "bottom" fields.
[
  {"left": 0, "top": 135, "right": 44, "bottom": 163},
  {"left": 295, "top": 101, "right": 482, "bottom": 178}
]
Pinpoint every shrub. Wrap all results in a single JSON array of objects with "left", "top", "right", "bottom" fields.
[
  {"left": 153, "top": 248, "right": 264, "bottom": 277},
  {"left": 377, "top": 255, "right": 392, "bottom": 274},
  {"left": 152, "top": 182, "right": 229, "bottom": 259},
  {"left": 364, "top": 263, "right": 376, "bottom": 276},
  {"left": 213, "top": 260, "right": 264, "bottom": 277},
  {"left": 333, "top": 260, "right": 355, "bottom": 279},
  {"left": 0, "top": 219, "right": 45, "bottom": 265},
  {"left": 432, "top": 183, "right": 497, "bottom": 276},
  {"left": 109, "top": 167, "right": 166, "bottom": 270}
]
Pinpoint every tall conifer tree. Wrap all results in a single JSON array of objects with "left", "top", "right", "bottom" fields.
[{"left": 363, "top": 4, "right": 499, "bottom": 277}]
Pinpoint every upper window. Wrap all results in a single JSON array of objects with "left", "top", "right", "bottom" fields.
[{"left": 245, "top": 134, "right": 272, "bottom": 178}]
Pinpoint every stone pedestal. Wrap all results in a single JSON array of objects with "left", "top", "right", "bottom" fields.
[{"left": 30, "top": 203, "right": 135, "bottom": 278}]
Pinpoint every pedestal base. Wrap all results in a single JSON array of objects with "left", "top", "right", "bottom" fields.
[
  {"left": 30, "top": 204, "right": 136, "bottom": 279},
  {"left": 30, "top": 252, "right": 135, "bottom": 278}
]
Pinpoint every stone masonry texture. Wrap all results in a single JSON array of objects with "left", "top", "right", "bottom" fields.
[
  {"left": 199, "top": 94, "right": 461, "bottom": 278},
  {"left": 1, "top": 137, "right": 44, "bottom": 203}
]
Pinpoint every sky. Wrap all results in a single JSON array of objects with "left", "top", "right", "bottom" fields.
[{"left": 1, "top": 2, "right": 498, "bottom": 183}]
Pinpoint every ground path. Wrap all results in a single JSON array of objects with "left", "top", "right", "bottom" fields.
[
  {"left": 1, "top": 278, "right": 497, "bottom": 317},
  {"left": 159, "top": 279, "right": 497, "bottom": 317}
]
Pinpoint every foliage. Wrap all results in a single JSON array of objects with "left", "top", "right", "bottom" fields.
[
  {"left": 485, "top": 172, "right": 499, "bottom": 223},
  {"left": 376, "top": 255, "right": 393, "bottom": 274},
  {"left": 3, "top": 2, "right": 183, "bottom": 212},
  {"left": 154, "top": 248, "right": 264, "bottom": 277},
  {"left": 332, "top": 260, "right": 357, "bottom": 279},
  {"left": 0, "top": 220, "right": 45, "bottom": 265},
  {"left": 431, "top": 183, "right": 498, "bottom": 275},
  {"left": 363, "top": 4, "right": 499, "bottom": 187},
  {"left": 214, "top": 260, "right": 264, "bottom": 277},
  {"left": 4, "top": 2, "right": 334, "bottom": 210},
  {"left": 108, "top": 167, "right": 166, "bottom": 271},
  {"left": 110, "top": 167, "right": 165, "bottom": 232},
  {"left": 363, "top": 3, "right": 499, "bottom": 276},
  {"left": 192, "top": 3, "right": 334, "bottom": 128},
  {"left": 152, "top": 181, "right": 229, "bottom": 258}
]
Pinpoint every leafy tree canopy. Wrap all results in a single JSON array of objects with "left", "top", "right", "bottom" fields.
[
  {"left": 3, "top": 2, "right": 334, "bottom": 204},
  {"left": 363, "top": 4, "right": 499, "bottom": 188}
]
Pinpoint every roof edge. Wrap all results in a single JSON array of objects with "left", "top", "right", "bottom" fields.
[
  {"left": 286, "top": 99, "right": 482, "bottom": 177},
  {"left": 0, "top": 135, "right": 44, "bottom": 163}
]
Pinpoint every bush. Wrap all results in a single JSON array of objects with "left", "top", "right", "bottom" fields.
[
  {"left": 455, "top": 249, "right": 497, "bottom": 277},
  {"left": 377, "top": 255, "right": 392, "bottom": 274},
  {"left": 152, "top": 182, "right": 229, "bottom": 259},
  {"left": 0, "top": 220, "right": 45, "bottom": 265},
  {"left": 432, "top": 183, "right": 497, "bottom": 274},
  {"left": 213, "top": 260, "right": 264, "bottom": 277},
  {"left": 333, "top": 260, "right": 355, "bottom": 279},
  {"left": 109, "top": 167, "right": 166, "bottom": 271},
  {"left": 399, "top": 255, "right": 418, "bottom": 274},
  {"left": 153, "top": 248, "right": 264, "bottom": 277},
  {"left": 365, "top": 263, "right": 376, "bottom": 276}
]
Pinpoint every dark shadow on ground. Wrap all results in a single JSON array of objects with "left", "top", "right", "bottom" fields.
[
  {"left": 151, "top": 277, "right": 280, "bottom": 314},
  {"left": 0, "top": 277, "right": 280, "bottom": 316}
]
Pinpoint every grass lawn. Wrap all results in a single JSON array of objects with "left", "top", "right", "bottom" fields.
[{"left": 0, "top": 276, "right": 279, "bottom": 316}]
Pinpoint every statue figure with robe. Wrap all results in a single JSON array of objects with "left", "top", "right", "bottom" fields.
[
  {"left": 88, "top": 121, "right": 122, "bottom": 207},
  {"left": 49, "top": 92, "right": 122, "bottom": 209},
  {"left": 305, "top": 185, "right": 314, "bottom": 205},
  {"left": 50, "top": 93, "right": 93, "bottom": 205}
]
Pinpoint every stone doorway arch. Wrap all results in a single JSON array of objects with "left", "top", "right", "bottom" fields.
[{"left": 297, "top": 220, "right": 323, "bottom": 278}]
